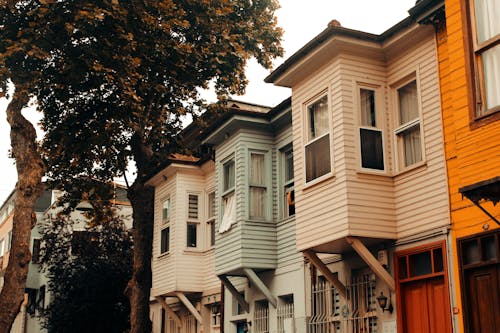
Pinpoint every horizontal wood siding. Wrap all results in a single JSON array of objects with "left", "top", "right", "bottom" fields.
[
  {"left": 152, "top": 174, "right": 177, "bottom": 296},
  {"left": 388, "top": 35, "right": 450, "bottom": 238},
  {"left": 291, "top": 56, "right": 350, "bottom": 251}
]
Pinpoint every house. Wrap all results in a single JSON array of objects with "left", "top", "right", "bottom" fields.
[
  {"left": 149, "top": 99, "right": 308, "bottom": 333},
  {"left": 265, "top": 2, "right": 452, "bottom": 332},
  {"left": 0, "top": 184, "right": 132, "bottom": 333},
  {"left": 432, "top": 0, "right": 500, "bottom": 331}
]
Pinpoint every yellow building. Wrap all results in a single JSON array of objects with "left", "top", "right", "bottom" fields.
[{"left": 437, "top": 0, "right": 500, "bottom": 331}]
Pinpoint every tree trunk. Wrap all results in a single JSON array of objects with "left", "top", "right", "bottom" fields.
[
  {"left": 0, "top": 90, "right": 44, "bottom": 332},
  {"left": 126, "top": 176, "right": 154, "bottom": 333}
]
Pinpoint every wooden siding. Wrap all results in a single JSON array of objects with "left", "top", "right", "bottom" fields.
[
  {"left": 438, "top": 1, "right": 500, "bottom": 330},
  {"left": 290, "top": 25, "right": 449, "bottom": 252}
]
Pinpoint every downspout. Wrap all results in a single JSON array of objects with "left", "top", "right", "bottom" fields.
[
  {"left": 446, "top": 228, "right": 459, "bottom": 333},
  {"left": 220, "top": 281, "right": 224, "bottom": 333}
]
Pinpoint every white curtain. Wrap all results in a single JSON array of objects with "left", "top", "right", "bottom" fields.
[
  {"left": 482, "top": 46, "right": 500, "bottom": 110},
  {"left": 360, "top": 89, "right": 375, "bottom": 127},
  {"left": 403, "top": 125, "right": 422, "bottom": 167},
  {"left": 474, "top": 0, "right": 499, "bottom": 43},
  {"left": 219, "top": 194, "right": 235, "bottom": 233},
  {"left": 250, "top": 153, "right": 265, "bottom": 184},
  {"left": 398, "top": 81, "right": 418, "bottom": 125},
  {"left": 309, "top": 96, "right": 329, "bottom": 140}
]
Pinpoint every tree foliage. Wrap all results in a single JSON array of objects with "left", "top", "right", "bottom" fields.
[
  {"left": 1, "top": 1, "right": 283, "bottom": 331},
  {"left": 39, "top": 206, "right": 133, "bottom": 333}
]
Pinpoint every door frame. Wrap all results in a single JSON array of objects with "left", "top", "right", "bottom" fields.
[{"left": 394, "top": 240, "right": 452, "bottom": 333}]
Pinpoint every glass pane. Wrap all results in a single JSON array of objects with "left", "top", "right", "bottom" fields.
[
  {"left": 482, "top": 236, "right": 496, "bottom": 261},
  {"left": 223, "top": 160, "right": 235, "bottom": 191},
  {"left": 433, "top": 248, "right": 444, "bottom": 273},
  {"left": 409, "top": 251, "right": 432, "bottom": 277},
  {"left": 462, "top": 239, "right": 480, "bottom": 264},
  {"left": 284, "top": 149, "right": 294, "bottom": 182},
  {"left": 162, "top": 199, "right": 170, "bottom": 220},
  {"left": 474, "top": 0, "right": 500, "bottom": 43},
  {"left": 398, "top": 256, "right": 408, "bottom": 279},
  {"left": 482, "top": 45, "right": 500, "bottom": 111},
  {"left": 398, "top": 80, "right": 419, "bottom": 124},
  {"left": 400, "top": 124, "right": 422, "bottom": 167},
  {"left": 305, "top": 134, "right": 331, "bottom": 182},
  {"left": 161, "top": 227, "right": 170, "bottom": 253},
  {"left": 250, "top": 187, "right": 266, "bottom": 219},
  {"left": 208, "top": 192, "right": 216, "bottom": 218},
  {"left": 284, "top": 186, "right": 295, "bottom": 218},
  {"left": 360, "top": 89, "right": 376, "bottom": 127},
  {"left": 187, "top": 223, "right": 197, "bottom": 247},
  {"left": 308, "top": 96, "right": 329, "bottom": 140},
  {"left": 188, "top": 194, "right": 198, "bottom": 219},
  {"left": 360, "top": 129, "right": 384, "bottom": 170},
  {"left": 210, "top": 221, "right": 215, "bottom": 246},
  {"left": 250, "top": 153, "right": 265, "bottom": 185}
]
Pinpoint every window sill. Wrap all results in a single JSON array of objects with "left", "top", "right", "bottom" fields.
[
  {"left": 394, "top": 160, "right": 427, "bottom": 177},
  {"left": 183, "top": 248, "right": 206, "bottom": 255},
  {"left": 303, "top": 172, "right": 335, "bottom": 191},
  {"left": 356, "top": 169, "right": 390, "bottom": 177},
  {"left": 157, "top": 252, "right": 171, "bottom": 259},
  {"left": 470, "top": 108, "right": 500, "bottom": 130}
]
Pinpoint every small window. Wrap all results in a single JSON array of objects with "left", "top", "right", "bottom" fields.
[
  {"left": 223, "top": 160, "right": 235, "bottom": 193},
  {"left": 188, "top": 194, "right": 199, "bottom": 220},
  {"left": 162, "top": 198, "right": 170, "bottom": 222},
  {"left": 249, "top": 152, "right": 266, "bottom": 220},
  {"left": 208, "top": 192, "right": 216, "bottom": 220},
  {"left": 359, "top": 88, "right": 384, "bottom": 170},
  {"left": 187, "top": 223, "right": 197, "bottom": 248},
  {"left": 207, "top": 191, "right": 216, "bottom": 247},
  {"left": 37, "top": 285, "right": 46, "bottom": 309},
  {"left": 254, "top": 300, "right": 269, "bottom": 333},
  {"left": 282, "top": 147, "right": 295, "bottom": 218},
  {"left": 32, "top": 238, "right": 41, "bottom": 264},
  {"left": 0, "top": 238, "right": 4, "bottom": 257},
  {"left": 395, "top": 80, "right": 422, "bottom": 169},
  {"left": 160, "top": 226, "right": 170, "bottom": 254},
  {"left": 305, "top": 95, "right": 331, "bottom": 182},
  {"left": 396, "top": 244, "right": 446, "bottom": 282}
]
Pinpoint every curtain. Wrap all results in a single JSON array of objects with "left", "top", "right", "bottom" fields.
[
  {"left": 398, "top": 81, "right": 418, "bottom": 125},
  {"left": 309, "top": 96, "right": 329, "bottom": 140},
  {"left": 250, "top": 153, "right": 265, "bottom": 184},
  {"left": 403, "top": 125, "right": 422, "bottom": 167},
  {"left": 482, "top": 46, "right": 500, "bottom": 110},
  {"left": 474, "top": 0, "right": 499, "bottom": 43},
  {"left": 219, "top": 193, "right": 235, "bottom": 233},
  {"left": 360, "top": 89, "right": 376, "bottom": 127}
]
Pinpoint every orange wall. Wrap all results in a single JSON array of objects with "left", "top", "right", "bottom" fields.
[{"left": 439, "top": 0, "right": 500, "bottom": 331}]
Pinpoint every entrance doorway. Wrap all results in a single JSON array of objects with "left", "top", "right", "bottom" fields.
[{"left": 396, "top": 242, "right": 452, "bottom": 333}]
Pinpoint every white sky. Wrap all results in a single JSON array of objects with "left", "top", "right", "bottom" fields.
[{"left": 0, "top": 0, "right": 416, "bottom": 205}]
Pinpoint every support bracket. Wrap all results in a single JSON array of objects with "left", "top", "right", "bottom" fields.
[
  {"left": 303, "top": 249, "right": 347, "bottom": 300},
  {"left": 243, "top": 268, "right": 277, "bottom": 308},
  {"left": 219, "top": 275, "right": 249, "bottom": 313}
]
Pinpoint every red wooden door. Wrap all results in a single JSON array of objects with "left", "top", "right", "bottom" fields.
[
  {"left": 465, "top": 265, "right": 500, "bottom": 333},
  {"left": 401, "top": 276, "right": 452, "bottom": 333}
]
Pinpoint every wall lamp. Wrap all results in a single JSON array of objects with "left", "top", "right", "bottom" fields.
[{"left": 376, "top": 291, "right": 393, "bottom": 314}]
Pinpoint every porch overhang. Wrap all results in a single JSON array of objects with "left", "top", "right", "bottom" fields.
[{"left": 459, "top": 176, "right": 500, "bottom": 226}]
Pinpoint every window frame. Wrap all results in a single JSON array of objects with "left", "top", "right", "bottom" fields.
[
  {"left": 356, "top": 85, "right": 386, "bottom": 173},
  {"left": 219, "top": 156, "right": 236, "bottom": 234},
  {"left": 206, "top": 190, "right": 216, "bottom": 248},
  {"left": 462, "top": 0, "right": 500, "bottom": 126},
  {"left": 280, "top": 145, "right": 295, "bottom": 219},
  {"left": 303, "top": 92, "right": 333, "bottom": 185},
  {"left": 162, "top": 197, "right": 170, "bottom": 224},
  {"left": 186, "top": 192, "right": 200, "bottom": 249},
  {"left": 160, "top": 225, "right": 170, "bottom": 255},
  {"left": 393, "top": 76, "right": 425, "bottom": 172},
  {"left": 248, "top": 150, "right": 269, "bottom": 221}
]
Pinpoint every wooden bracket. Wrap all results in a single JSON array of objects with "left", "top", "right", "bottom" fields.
[
  {"left": 243, "top": 268, "right": 278, "bottom": 308},
  {"left": 155, "top": 296, "right": 182, "bottom": 328},
  {"left": 219, "top": 275, "right": 249, "bottom": 313},
  {"left": 303, "top": 249, "right": 347, "bottom": 300}
]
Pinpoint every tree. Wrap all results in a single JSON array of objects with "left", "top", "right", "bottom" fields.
[
  {"left": 39, "top": 203, "right": 133, "bottom": 333},
  {"left": 1, "top": 1, "right": 283, "bottom": 331},
  {"left": 0, "top": 1, "right": 46, "bottom": 330}
]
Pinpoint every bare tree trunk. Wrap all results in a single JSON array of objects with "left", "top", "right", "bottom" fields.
[
  {"left": 0, "top": 90, "right": 44, "bottom": 332},
  {"left": 126, "top": 132, "right": 155, "bottom": 333}
]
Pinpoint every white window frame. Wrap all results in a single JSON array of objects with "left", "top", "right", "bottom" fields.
[
  {"left": 303, "top": 92, "right": 333, "bottom": 185},
  {"left": 392, "top": 75, "right": 425, "bottom": 172},
  {"left": 206, "top": 190, "right": 216, "bottom": 248},
  {"left": 186, "top": 192, "right": 200, "bottom": 249},
  {"left": 280, "top": 145, "right": 295, "bottom": 219},
  {"left": 219, "top": 156, "right": 236, "bottom": 233},
  {"left": 162, "top": 197, "right": 170, "bottom": 224},
  {"left": 160, "top": 225, "right": 170, "bottom": 255},
  {"left": 356, "top": 84, "right": 386, "bottom": 173},
  {"left": 248, "top": 150, "right": 269, "bottom": 221}
]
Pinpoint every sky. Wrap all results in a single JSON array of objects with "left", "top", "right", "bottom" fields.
[{"left": 0, "top": 0, "right": 416, "bottom": 205}]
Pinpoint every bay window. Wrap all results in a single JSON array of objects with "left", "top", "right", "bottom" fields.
[
  {"left": 359, "top": 88, "right": 384, "bottom": 170},
  {"left": 395, "top": 80, "right": 423, "bottom": 169},
  {"left": 305, "top": 95, "right": 331, "bottom": 182}
]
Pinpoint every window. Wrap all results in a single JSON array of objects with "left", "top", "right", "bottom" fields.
[
  {"left": 254, "top": 300, "right": 269, "bottom": 333},
  {"left": 249, "top": 152, "right": 267, "bottom": 220},
  {"left": 220, "top": 159, "right": 236, "bottom": 233},
  {"left": 162, "top": 198, "right": 170, "bottom": 223},
  {"left": 359, "top": 88, "right": 384, "bottom": 170},
  {"left": 282, "top": 147, "right": 295, "bottom": 218},
  {"left": 466, "top": 0, "right": 500, "bottom": 118},
  {"left": 395, "top": 80, "right": 422, "bottom": 168},
  {"left": 277, "top": 295, "right": 294, "bottom": 333},
  {"left": 187, "top": 194, "right": 199, "bottom": 248},
  {"left": 7, "top": 231, "right": 12, "bottom": 251},
  {"left": 38, "top": 285, "right": 46, "bottom": 309},
  {"left": 305, "top": 95, "right": 331, "bottom": 182},
  {"left": 32, "top": 238, "right": 41, "bottom": 264},
  {"left": 0, "top": 238, "right": 4, "bottom": 257},
  {"left": 207, "top": 192, "right": 216, "bottom": 247},
  {"left": 160, "top": 226, "right": 170, "bottom": 254}
]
